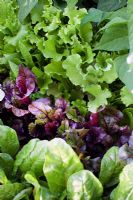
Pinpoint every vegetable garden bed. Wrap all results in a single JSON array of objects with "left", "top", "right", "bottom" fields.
[{"left": 0, "top": 0, "right": 133, "bottom": 199}]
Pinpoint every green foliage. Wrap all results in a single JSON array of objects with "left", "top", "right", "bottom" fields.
[
  {"left": 111, "top": 163, "right": 133, "bottom": 200},
  {"left": 0, "top": 125, "right": 19, "bottom": 157},
  {"left": 99, "top": 147, "right": 125, "bottom": 187},
  {"left": 43, "top": 138, "right": 83, "bottom": 195}
]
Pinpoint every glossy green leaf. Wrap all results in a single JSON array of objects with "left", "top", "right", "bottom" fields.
[
  {"left": 14, "top": 139, "right": 48, "bottom": 177},
  {"left": 25, "top": 172, "right": 56, "bottom": 200},
  {"left": 43, "top": 138, "right": 83, "bottom": 195},
  {"left": 99, "top": 147, "right": 125, "bottom": 187},
  {"left": 95, "top": 23, "right": 129, "bottom": 51},
  {"left": 111, "top": 163, "right": 133, "bottom": 200},
  {"left": 115, "top": 54, "right": 133, "bottom": 91},
  {"left": 0, "top": 125, "right": 19, "bottom": 157},
  {"left": 67, "top": 170, "right": 103, "bottom": 200}
]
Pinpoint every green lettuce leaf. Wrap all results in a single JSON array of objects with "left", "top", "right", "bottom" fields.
[
  {"left": 43, "top": 138, "right": 83, "bottom": 195},
  {"left": 0, "top": 125, "right": 19, "bottom": 157},
  {"left": 67, "top": 170, "right": 103, "bottom": 200},
  {"left": 14, "top": 139, "right": 48, "bottom": 177}
]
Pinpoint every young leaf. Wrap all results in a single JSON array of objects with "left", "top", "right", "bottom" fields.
[
  {"left": 14, "top": 139, "right": 48, "bottom": 177},
  {"left": 0, "top": 125, "right": 19, "bottom": 157},
  {"left": 67, "top": 170, "right": 103, "bottom": 200},
  {"left": 120, "top": 86, "right": 133, "bottom": 106},
  {"left": 99, "top": 147, "right": 125, "bottom": 187},
  {"left": 43, "top": 138, "right": 83, "bottom": 195},
  {"left": 17, "top": 0, "right": 38, "bottom": 22},
  {"left": 111, "top": 163, "right": 133, "bottom": 200}
]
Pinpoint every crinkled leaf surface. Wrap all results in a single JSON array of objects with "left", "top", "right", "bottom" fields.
[
  {"left": 14, "top": 139, "right": 48, "bottom": 177},
  {"left": 99, "top": 147, "right": 125, "bottom": 187},
  {"left": 43, "top": 138, "right": 83, "bottom": 195},
  {"left": 67, "top": 170, "right": 103, "bottom": 200},
  {"left": 0, "top": 125, "right": 19, "bottom": 157}
]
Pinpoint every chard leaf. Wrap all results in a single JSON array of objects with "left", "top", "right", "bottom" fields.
[
  {"left": 111, "top": 163, "right": 133, "bottom": 200},
  {"left": 0, "top": 153, "right": 14, "bottom": 177},
  {"left": 98, "top": 0, "right": 127, "bottom": 11},
  {"left": 95, "top": 23, "right": 129, "bottom": 51},
  {"left": 67, "top": 170, "right": 103, "bottom": 200},
  {"left": 17, "top": 0, "right": 38, "bottom": 22},
  {"left": 0, "top": 183, "right": 25, "bottom": 200},
  {"left": 14, "top": 139, "right": 48, "bottom": 177},
  {"left": 0, "top": 125, "right": 19, "bottom": 157},
  {"left": 25, "top": 172, "right": 56, "bottom": 200},
  {"left": 99, "top": 147, "right": 125, "bottom": 187},
  {"left": 43, "top": 138, "right": 83, "bottom": 195}
]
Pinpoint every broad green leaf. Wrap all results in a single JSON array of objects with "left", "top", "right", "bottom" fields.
[
  {"left": 19, "top": 41, "right": 34, "bottom": 67},
  {"left": 128, "top": 0, "right": 133, "bottom": 52},
  {"left": 81, "top": 8, "right": 112, "bottom": 23},
  {"left": 67, "top": 170, "right": 103, "bottom": 200},
  {"left": 98, "top": 0, "right": 127, "bottom": 11},
  {"left": 0, "top": 125, "right": 19, "bottom": 157},
  {"left": 99, "top": 147, "right": 125, "bottom": 187},
  {"left": 115, "top": 54, "right": 133, "bottom": 91},
  {"left": 0, "top": 183, "right": 25, "bottom": 200},
  {"left": 14, "top": 139, "right": 48, "bottom": 177},
  {"left": 43, "top": 138, "right": 83, "bottom": 195},
  {"left": 0, "top": 153, "right": 14, "bottom": 177},
  {"left": 25, "top": 172, "right": 56, "bottom": 200},
  {"left": 111, "top": 163, "right": 133, "bottom": 200},
  {"left": 17, "top": 0, "right": 38, "bottom": 22},
  {"left": 80, "top": 18, "right": 92, "bottom": 43},
  {"left": 95, "top": 23, "right": 129, "bottom": 51}
]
